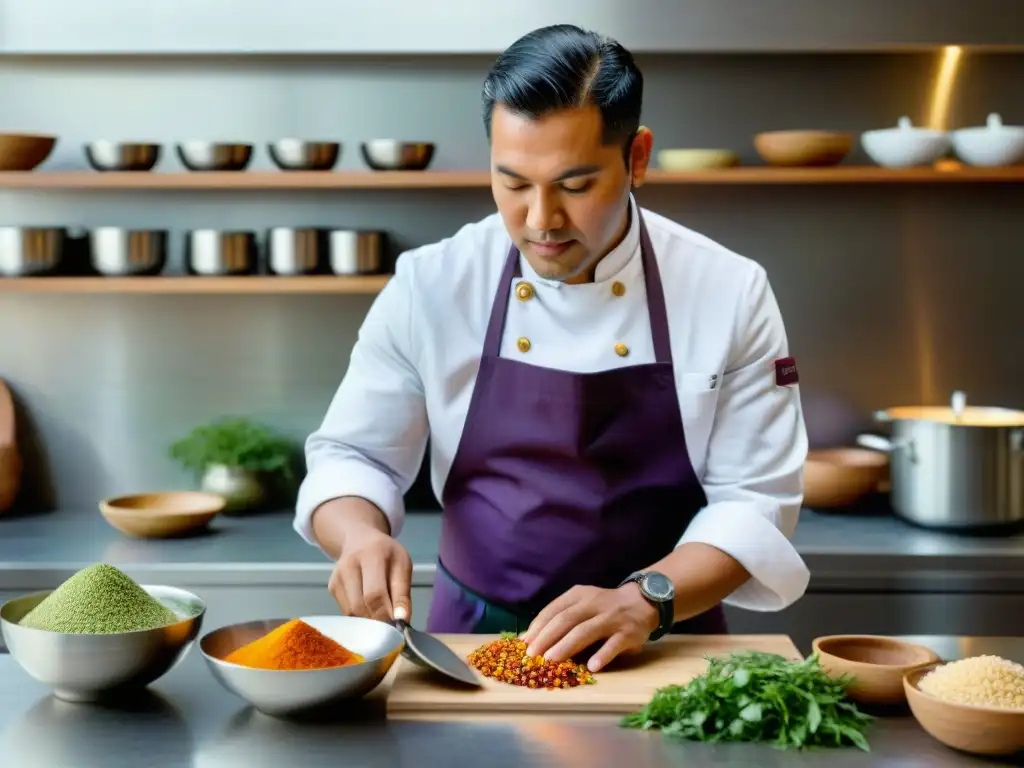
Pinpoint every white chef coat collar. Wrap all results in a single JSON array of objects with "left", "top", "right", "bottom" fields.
[{"left": 518, "top": 195, "right": 640, "bottom": 289}]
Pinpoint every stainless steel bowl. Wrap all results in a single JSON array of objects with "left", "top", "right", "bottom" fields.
[
  {"left": 186, "top": 230, "right": 258, "bottom": 276},
  {"left": 327, "top": 229, "right": 384, "bottom": 275},
  {"left": 177, "top": 142, "right": 254, "bottom": 172},
  {"left": 0, "top": 584, "right": 205, "bottom": 703},
  {"left": 0, "top": 226, "right": 69, "bottom": 277},
  {"left": 266, "top": 227, "right": 326, "bottom": 275},
  {"left": 200, "top": 616, "right": 404, "bottom": 717},
  {"left": 84, "top": 141, "right": 161, "bottom": 172},
  {"left": 268, "top": 140, "right": 341, "bottom": 171},
  {"left": 89, "top": 227, "right": 168, "bottom": 276},
  {"left": 360, "top": 140, "right": 435, "bottom": 171}
]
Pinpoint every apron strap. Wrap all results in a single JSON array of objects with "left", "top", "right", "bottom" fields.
[{"left": 481, "top": 204, "right": 673, "bottom": 363}]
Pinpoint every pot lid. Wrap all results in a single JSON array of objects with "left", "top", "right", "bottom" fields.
[
  {"left": 878, "top": 391, "right": 1024, "bottom": 427},
  {"left": 863, "top": 116, "right": 947, "bottom": 139}
]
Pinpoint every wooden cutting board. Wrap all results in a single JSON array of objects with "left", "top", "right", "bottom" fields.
[{"left": 386, "top": 634, "right": 801, "bottom": 718}]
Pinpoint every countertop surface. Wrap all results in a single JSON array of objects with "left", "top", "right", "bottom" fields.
[
  {"left": 0, "top": 635, "right": 1020, "bottom": 768},
  {"left": 0, "top": 506, "right": 1022, "bottom": 590}
]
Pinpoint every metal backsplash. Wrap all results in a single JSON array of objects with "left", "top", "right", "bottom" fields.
[{"left": 1, "top": 52, "right": 1022, "bottom": 511}]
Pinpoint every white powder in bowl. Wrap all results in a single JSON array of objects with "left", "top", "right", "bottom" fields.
[{"left": 918, "top": 655, "right": 1024, "bottom": 710}]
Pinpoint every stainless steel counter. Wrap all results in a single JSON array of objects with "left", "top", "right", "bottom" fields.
[
  {"left": 0, "top": 507, "right": 1022, "bottom": 591},
  {"left": 0, "top": 636, "right": 1020, "bottom": 768}
]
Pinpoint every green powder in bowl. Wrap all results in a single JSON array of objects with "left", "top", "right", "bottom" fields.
[{"left": 18, "top": 563, "right": 181, "bottom": 634}]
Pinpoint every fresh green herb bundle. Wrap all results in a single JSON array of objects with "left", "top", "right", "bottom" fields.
[{"left": 621, "top": 651, "right": 873, "bottom": 752}]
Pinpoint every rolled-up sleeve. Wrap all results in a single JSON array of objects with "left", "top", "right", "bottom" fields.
[
  {"left": 294, "top": 254, "right": 428, "bottom": 545},
  {"left": 679, "top": 264, "right": 810, "bottom": 611}
]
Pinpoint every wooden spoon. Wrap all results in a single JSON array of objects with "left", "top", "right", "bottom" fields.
[{"left": 0, "top": 378, "right": 22, "bottom": 513}]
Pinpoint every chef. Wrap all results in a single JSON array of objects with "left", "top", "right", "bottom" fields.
[{"left": 295, "top": 23, "right": 810, "bottom": 673}]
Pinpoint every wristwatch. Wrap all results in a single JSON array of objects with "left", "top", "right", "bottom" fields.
[{"left": 619, "top": 570, "right": 675, "bottom": 641}]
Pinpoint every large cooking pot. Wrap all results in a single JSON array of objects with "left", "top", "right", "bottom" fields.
[{"left": 856, "top": 391, "right": 1024, "bottom": 531}]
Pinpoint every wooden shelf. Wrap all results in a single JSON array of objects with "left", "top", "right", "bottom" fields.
[
  {"left": 0, "top": 166, "right": 1022, "bottom": 189},
  {"left": 0, "top": 275, "right": 391, "bottom": 293}
]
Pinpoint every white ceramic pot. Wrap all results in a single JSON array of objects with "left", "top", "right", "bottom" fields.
[
  {"left": 860, "top": 116, "right": 951, "bottom": 168},
  {"left": 200, "top": 464, "right": 264, "bottom": 511},
  {"left": 951, "top": 113, "right": 1024, "bottom": 167}
]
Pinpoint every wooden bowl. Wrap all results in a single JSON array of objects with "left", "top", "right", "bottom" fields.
[
  {"left": 99, "top": 491, "right": 225, "bottom": 538},
  {"left": 803, "top": 448, "right": 889, "bottom": 508},
  {"left": 0, "top": 134, "right": 57, "bottom": 171},
  {"left": 754, "top": 130, "right": 853, "bottom": 167},
  {"left": 812, "top": 635, "right": 940, "bottom": 705},
  {"left": 904, "top": 663, "right": 1024, "bottom": 756},
  {"left": 0, "top": 379, "right": 22, "bottom": 515}
]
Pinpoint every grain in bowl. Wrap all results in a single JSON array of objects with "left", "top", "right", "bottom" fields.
[{"left": 917, "top": 655, "right": 1024, "bottom": 709}]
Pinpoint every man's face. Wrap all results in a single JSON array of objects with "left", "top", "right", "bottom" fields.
[{"left": 490, "top": 104, "right": 651, "bottom": 284}]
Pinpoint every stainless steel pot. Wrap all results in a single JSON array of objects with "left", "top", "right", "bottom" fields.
[
  {"left": 327, "top": 229, "right": 384, "bottom": 275},
  {"left": 0, "top": 227, "right": 68, "bottom": 277},
  {"left": 857, "top": 391, "right": 1024, "bottom": 531},
  {"left": 266, "top": 227, "right": 325, "bottom": 275},
  {"left": 89, "top": 227, "right": 168, "bottom": 276},
  {"left": 185, "top": 230, "right": 258, "bottom": 276}
]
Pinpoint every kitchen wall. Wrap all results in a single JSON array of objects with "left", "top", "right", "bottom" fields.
[{"left": 1, "top": 51, "right": 1023, "bottom": 510}]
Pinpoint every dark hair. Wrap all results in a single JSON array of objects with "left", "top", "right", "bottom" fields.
[{"left": 482, "top": 24, "right": 643, "bottom": 163}]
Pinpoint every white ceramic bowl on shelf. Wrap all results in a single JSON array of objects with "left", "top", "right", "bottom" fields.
[
  {"left": 860, "top": 117, "right": 950, "bottom": 168},
  {"left": 951, "top": 113, "right": 1024, "bottom": 167}
]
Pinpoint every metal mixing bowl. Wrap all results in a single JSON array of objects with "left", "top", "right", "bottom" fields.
[
  {"left": 84, "top": 141, "right": 162, "bottom": 172},
  {"left": 360, "top": 140, "right": 435, "bottom": 171},
  {"left": 267, "top": 140, "right": 341, "bottom": 171},
  {"left": 176, "top": 142, "right": 254, "bottom": 172},
  {"left": 0, "top": 226, "right": 69, "bottom": 277},
  {"left": 89, "top": 227, "right": 168, "bottom": 276},
  {"left": 200, "top": 616, "right": 404, "bottom": 717},
  {"left": 0, "top": 585, "right": 206, "bottom": 703},
  {"left": 185, "top": 230, "right": 258, "bottom": 276}
]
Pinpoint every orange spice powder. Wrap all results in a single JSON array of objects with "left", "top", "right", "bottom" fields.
[{"left": 224, "top": 618, "right": 364, "bottom": 671}]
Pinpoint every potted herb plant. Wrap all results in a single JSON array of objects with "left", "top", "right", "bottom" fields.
[{"left": 169, "top": 417, "right": 298, "bottom": 512}]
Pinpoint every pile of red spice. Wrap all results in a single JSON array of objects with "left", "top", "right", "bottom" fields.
[
  {"left": 224, "top": 618, "right": 364, "bottom": 671},
  {"left": 467, "top": 632, "right": 595, "bottom": 689}
]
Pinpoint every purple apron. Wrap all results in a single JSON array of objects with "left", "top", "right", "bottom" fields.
[{"left": 427, "top": 209, "right": 727, "bottom": 636}]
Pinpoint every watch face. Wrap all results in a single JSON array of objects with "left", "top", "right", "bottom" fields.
[{"left": 642, "top": 572, "right": 674, "bottom": 601}]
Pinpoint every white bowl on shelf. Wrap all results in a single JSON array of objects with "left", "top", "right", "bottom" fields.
[
  {"left": 951, "top": 113, "right": 1024, "bottom": 167},
  {"left": 860, "top": 117, "right": 950, "bottom": 168}
]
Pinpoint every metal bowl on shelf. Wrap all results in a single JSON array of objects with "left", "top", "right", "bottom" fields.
[
  {"left": 185, "top": 230, "right": 259, "bottom": 276},
  {"left": 327, "top": 229, "right": 385, "bottom": 275},
  {"left": 199, "top": 615, "right": 404, "bottom": 717},
  {"left": 0, "top": 226, "right": 69, "bottom": 277},
  {"left": 176, "top": 142, "right": 254, "bottom": 172},
  {"left": 84, "top": 141, "right": 162, "bottom": 172},
  {"left": 268, "top": 140, "right": 341, "bottom": 171},
  {"left": 0, "top": 585, "right": 206, "bottom": 703},
  {"left": 88, "top": 227, "right": 168, "bottom": 276},
  {"left": 266, "top": 227, "right": 326, "bottom": 275},
  {"left": 360, "top": 140, "right": 435, "bottom": 171}
]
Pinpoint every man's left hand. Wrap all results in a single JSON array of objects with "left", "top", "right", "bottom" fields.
[{"left": 520, "top": 584, "right": 660, "bottom": 673}]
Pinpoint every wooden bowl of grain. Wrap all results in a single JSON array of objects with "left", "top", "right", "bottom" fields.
[
  {"left": 905, "top": 659, "right": 1024, "bottom": 756},
  {"left": 100, "top": 491, "right": 225, "bottom": 538},
  {"left": 803, "top": 448, "right": 889, "bottom": 508}
]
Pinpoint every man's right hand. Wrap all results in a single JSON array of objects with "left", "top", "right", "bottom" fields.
[{"left": 328, "top": 523, "right": 413, "bottom": 623}]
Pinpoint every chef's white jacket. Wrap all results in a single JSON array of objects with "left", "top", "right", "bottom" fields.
[{"left": 295, "top": 197, "right": 811, "bottom": 612}]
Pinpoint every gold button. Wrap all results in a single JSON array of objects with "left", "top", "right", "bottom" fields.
[
  {"left": 614, "top": 342, "right": 629, "bottom": 357},
  {"left": 611, "top": 281, "right": 626, "bottom": 297},
  {"left": 517, "top": 337, "right": 531, "bottom": 353},
  {"left": 515, "top": 282, "right": 535, "bottom": 301}
]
